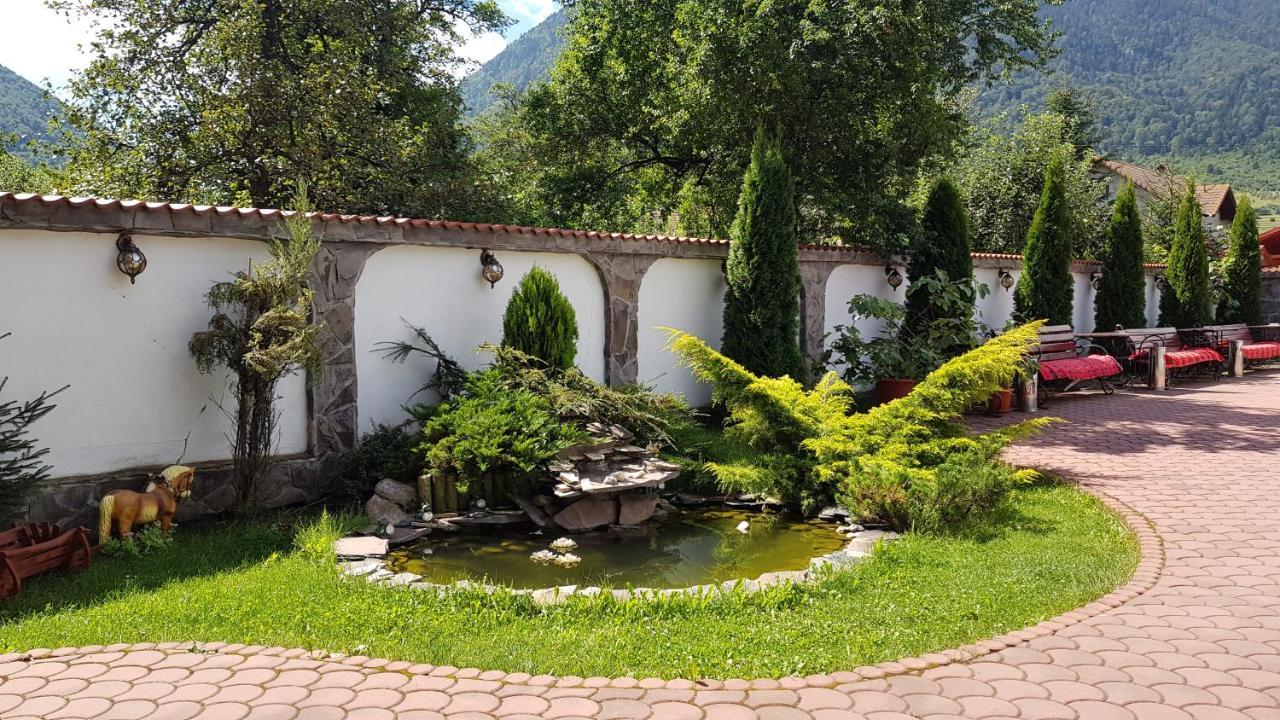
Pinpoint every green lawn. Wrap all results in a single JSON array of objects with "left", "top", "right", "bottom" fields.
[{"left": 0, "top": 483, "right": 1137, "bottom": 679}]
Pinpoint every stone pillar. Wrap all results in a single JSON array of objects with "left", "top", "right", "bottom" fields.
[
  {"left": 1151, "top": 346, "right": 1168, "bottom": 390},
  {"left": 586, "top": 252, "right": 658, "bottom": 386},
  {"left": 799, "top": 261, "right": 838, "bottom": 377},
  {"left": 310, "top": 242, "right": 381, "bottom": 458},
  {"left": 1231, "top": 339, "right": 1245, "bottom": 377}
]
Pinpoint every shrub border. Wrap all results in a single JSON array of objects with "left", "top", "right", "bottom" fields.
[{"left": 0, "top": 480, "right": 1160, "bottom": 687}]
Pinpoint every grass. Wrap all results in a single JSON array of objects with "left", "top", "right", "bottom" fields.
[{"left": 0, "top": 483, "right": 1137, "bottom": 679}]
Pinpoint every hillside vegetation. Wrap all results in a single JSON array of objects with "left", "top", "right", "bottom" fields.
[
  {"left": 0, "top": 65, "right": 57, "bottom": 158},
  {"left": 460, "top": 0, "right": 1280, "bottom": 194}
]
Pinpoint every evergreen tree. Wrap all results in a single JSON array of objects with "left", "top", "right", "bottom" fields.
[
  {"left": 1094, "top": 181, "right": 1147, "bottom": 330},
  {"left": 1015, "top": 154, "right": 1075, "bottom": 326},
  {"left": 721, "top": 128, "right": 803, "bottom": 379},
  {"left": 1159, "top": 180, "right": 1212, "bottom": 327},
  {"left": 501, "top": 267, "right": 579, "bottom": 369},
  {"left": 905, "top": 177, "right": 974, "bottom": 337},
  {"left": 0, "top": 334, "right": 65, "bottom": 522},
  {"left": 1216, "top": 196, "right": 1262, "bottom": 325}
]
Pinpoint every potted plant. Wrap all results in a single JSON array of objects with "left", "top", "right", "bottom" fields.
[{"left": 830, "top": 276, "right": 982, "bottom": 404}]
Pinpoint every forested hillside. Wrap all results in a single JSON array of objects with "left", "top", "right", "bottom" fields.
[
  {"left": 0, "top": 64, "right": 57, "bottom": 157},
  {"left": 460, "top": 0, "right": 1280, "bottom": 193}
]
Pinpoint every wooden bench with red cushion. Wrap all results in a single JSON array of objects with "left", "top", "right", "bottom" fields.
[
  {"left": 1206, "top": 324, "right": 1280, "bottom": 367},
  {"left": 1124, "top": 327, "right": 1225, "bottom": 384},
  {"left": 1033, "top": 325, "right": 1123, "bottom": 390}
]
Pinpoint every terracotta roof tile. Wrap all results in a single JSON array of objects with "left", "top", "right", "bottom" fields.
[
  {"left": 1092, "top": 159, "right": 1235, "bottom": 217},
  {"left": 0, "top": 191, "right": 1165, "bottom": 268}
]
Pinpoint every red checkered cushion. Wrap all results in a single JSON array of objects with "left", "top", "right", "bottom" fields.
[
  {"left": 1039, "top": 354, "right": 1123, "bottom": 382},
  {"left": 1165, "top": 347, "right": 1224, "bottom": 368},
  {"left": 1242, "top": 342, "right": 1280, "bottom": 361}
]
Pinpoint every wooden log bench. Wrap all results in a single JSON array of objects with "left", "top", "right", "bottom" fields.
[
  {"left": 1122, "top": 327, "right": 1226, "bottom": 388},
  {"left": 1020, "top": 325, "right": 1125, "bottom": 409},
  {"left": 1206, "top": 324, "right": 1280, "bottom": 374},
  {"left": 0, "top": 525, "right": 93, "bottom": 599}
]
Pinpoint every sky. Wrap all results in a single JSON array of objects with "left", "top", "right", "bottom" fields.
[{"left": 0, "top": 0, "right": 556, "bottom": 92}]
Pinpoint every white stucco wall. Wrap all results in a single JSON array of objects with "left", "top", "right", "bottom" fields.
[
  {"left": 823, "top": 264, "right": 905, "bottom": 376},
  {"left": 355, "top": 245, "right": 606, "bottom": 434},
  {"left": 636, "top": 259, "right": 726, "bottom": 406},
  {"left": 1145, "top": 276, "right": 1162, "bottom": 328},
  {"left": 974, "top": 267, "right": 1019, "bottom": 333},
  {"left": 0, "top": 230, "right": 309, "bottom": 478},
  {"left": 1071, "top": 271, "right": 1097, "bottom": 333}
]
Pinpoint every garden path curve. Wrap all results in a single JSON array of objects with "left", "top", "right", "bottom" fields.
[{"left": 3, "top": 372, "right": 1280, "bottom": 719}]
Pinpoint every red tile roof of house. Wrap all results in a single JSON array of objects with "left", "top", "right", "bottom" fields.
[
  {"left": 1261, "top": 227, "right": 1280, "bottom": 267},
  {"left": 1093, "top": 159, "right": 1235, "bottom": 218},
  {"left": 0, "top": 191, "right": 1166, "bottom": 267}
]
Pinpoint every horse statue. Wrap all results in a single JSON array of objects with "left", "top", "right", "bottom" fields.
[{"left": 99, "top": 465, "right": 195, "bottom": 545}]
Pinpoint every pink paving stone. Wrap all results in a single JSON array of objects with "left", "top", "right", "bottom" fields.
[
  {"left": 147, "top": 700, "right": 204, "bottom": 720},
  {"left": 703, "top": 704, "right": 760, "bottom": 720},
  {"left": 649, "top": 701, "right": 705, "bottom": 719}
]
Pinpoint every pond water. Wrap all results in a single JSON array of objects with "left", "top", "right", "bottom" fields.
[{"left": 386, "top": 507, "right": 845, "bottom": 589}]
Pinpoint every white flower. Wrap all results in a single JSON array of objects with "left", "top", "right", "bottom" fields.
[
  {"left": 552, "top": 553, "right": 582, "bottom": 568},
  {"left": 529, "top": 550, "right": 557, "bottom": 565},
  {"left": 549, "top": 537, "right": 578, "bottom": 553}
]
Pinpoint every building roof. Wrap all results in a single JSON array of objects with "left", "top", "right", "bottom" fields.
[
  {"left": 1261, "top": 226, "right": 1280, "bottom": 268},
  {"left": 0, "top": 191, "right": 1165, "bottom": 268},
  {"left": 1092, "top": 159, "right": 1235, "bottom": 218}
]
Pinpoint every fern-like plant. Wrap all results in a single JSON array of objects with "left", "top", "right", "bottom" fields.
[{"left": 665, "top": 323, "right": 1057, "bottom": 527}]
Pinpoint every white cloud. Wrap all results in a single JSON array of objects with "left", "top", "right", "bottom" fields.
[
  {"left": 0, "top": 0, "right": 96, "bottom": 90},
  {"left": 504, "top": 0, "right": 556, "bottom": 24},
  {"left": 458, "top": 29, "right": 510, "bottom": 66}
]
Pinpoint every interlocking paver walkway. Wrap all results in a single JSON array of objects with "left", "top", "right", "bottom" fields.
[{"left": 4, "top": 372, "right": 1280, "bottom": 719}]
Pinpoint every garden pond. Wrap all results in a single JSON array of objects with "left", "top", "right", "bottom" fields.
[{"left": 385, "top": 507, "right": 846, "bottom": 589}]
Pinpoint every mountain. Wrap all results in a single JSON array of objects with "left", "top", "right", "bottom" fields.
[
  {"left": 459, "top": 9, "right": 570, "bottom": 116},
  {"left": 460, "top": 0, "right": 1280, "bottom": 194},
  {"left": 0, "top": 64, "right": 59, "bottom": 158}
]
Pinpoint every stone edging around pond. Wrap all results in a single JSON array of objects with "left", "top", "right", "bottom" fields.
[{"left": 335, "top": 527, "right": 902, "bottom": 605}]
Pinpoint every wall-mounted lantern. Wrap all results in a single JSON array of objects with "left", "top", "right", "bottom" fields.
[
  {"left": 1090, "top": 272, "right": 1102, "bottom": 291},
  {"left": 998, "top": 269, "right": 1015, "bottom": 292},
  {"left": 884, "top": 266, "right": 904, "bottom": 292},
  {"left": 479, "top": 249, "right": 504, "bottom": 289},
  {"left": 115, "top": 232, "right": 147, "bottom": 284}
]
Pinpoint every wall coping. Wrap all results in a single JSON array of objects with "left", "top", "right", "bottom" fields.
[{"left": 0, "top": 192, "right": 1167, "bottom": 272}]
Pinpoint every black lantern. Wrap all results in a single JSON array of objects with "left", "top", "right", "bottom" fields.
[
  {"left": 1090, "top": 272, "right": 1102, "bottom": 291},
  {"left": 998, "top": 269, "right": 1015, "bottom": 292},
  {"left": 479, "top": 249, "right": 504, "bottom": 289},
  {"left": 115, "top": 232, "right": 146, "bottom": 284},
  {"left": 884, "top": 266, "right": 904, "bottom": 291}
]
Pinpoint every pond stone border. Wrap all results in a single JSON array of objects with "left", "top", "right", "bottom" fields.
[{"left": 336, "top": 526, "right": 900, "bottom": 605}]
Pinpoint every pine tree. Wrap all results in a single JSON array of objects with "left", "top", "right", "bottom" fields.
[
  {"left": 721, "top": 127, "right": 803, "bottom": 379},
  {"left": 1160, "top": 180, "right": 1211, "bottom": 328},
  {"left": 501, "top": 267, "right": 579, "bottom": 369},
  {"left": 0, "top": 334, "right": 65, "bottom": 522},
  {"left": 1216, "top": 196, "right": 1262, "bottom": 325},
  {"left": 1015, "top": 154, "right": 1075, "bottom": 326},
  {"left": 1094, "top": 181, "right": 1147, "bottom": 330},
  {"left": 905, "top": 177, "right": 974, "bottom": 337}
]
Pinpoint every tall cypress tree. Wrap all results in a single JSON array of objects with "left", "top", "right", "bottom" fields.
[
  {"left": 1160, "top": 180, "right": 1211, "bottom": 328},
  {"left": 1015, "top": 154, "right": 1075, "bottom": 326},
  {"left": 1216, "top": 196, "right": 1262, "bottom": 325},
  {"left": 1094, "top": 181, "right": 1147, "bottom": 330},
  {"left": 721, "top": 127, "right": 803, "bottom": 379},
  {"left": 501, "top": 267, "right": 579, "bottom": 369},
  {"left": 905, "top": 177, "right": 974, "bottom": 336}
]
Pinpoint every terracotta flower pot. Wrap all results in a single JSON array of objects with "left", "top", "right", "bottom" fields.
[
  {"left": 873, "top": 378, "right": 917, "bottom": 405},
  {"left": 986, "top": 388, "right": 1014, "bottom": 416}
]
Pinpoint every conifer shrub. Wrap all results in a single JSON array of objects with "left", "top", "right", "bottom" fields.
[
  {"left": 1095, "top": 181, "right": 1147, "bottom": 330},
  {"left": 501, "top": 267, "right": 578, "bottom": 369},
  {"left": 1217, "top": 196, "right": 1262, "bottom": 325},
  {"left": 1015, "top": 155, "right": 1075, "bottom": 325},
  {"left": 1160, "top": 180, "right": 1212, "bottom": 327},
  {"left": 665, "top": 323, "right": 1056, "bottom": 525},
  {"left": 0, "top": 333, "right": 65, "bottom": 522},
  {"left": 721, "top": 127, "right": 804, "bottom": 380},
  {"left": 905, "top": 177, "right": 974, "bottom": 336}
]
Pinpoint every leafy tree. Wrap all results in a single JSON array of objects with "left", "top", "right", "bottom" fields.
[
  {"left": 0, "top": 149, "right": 57, "bottom": 194},
  {"left": 1216, "top": 196, "right": 1263, "bottom": 324},
  {"left": 1015, "top": 155, "right": 1075, "bottom": 326},
  {"left": 0, "top": 334, "right": 66, "bottom": 522},
  {"left": 1159, "top": 180, "right": 1212, "bottom": 328},
  {"left": 482, "top": 0, "right": 1060, "bottom": 249},
  {"left": 501, "top": 267, "right": 578, "bottom": 370},
  {"left": 721, "top": 129, "right": 802, "bottom": 380},
  {"left": 949, "top": 111, "right": 1108, "bottom": 257},
  {"left": 50, "top": 0, "right": 508, "bottom": 217},
  {"left": 189, "top": 189, "right": 323, "bottom": 509},
  {"left": 905, "top": 178, "right": 974, "bottom": 337},
  {"left": 1094, "top": 181, "right": 1147, "bottom": 330}
]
